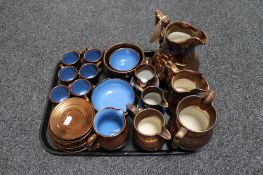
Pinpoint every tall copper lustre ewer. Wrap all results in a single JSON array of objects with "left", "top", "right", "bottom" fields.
[{"left": 149, "top": 10, "right": 208, "bottom": 83}]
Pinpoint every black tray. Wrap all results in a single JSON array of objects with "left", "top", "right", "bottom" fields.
[{"left": 39, "top": 51, "right": 193, "bottom": 156}]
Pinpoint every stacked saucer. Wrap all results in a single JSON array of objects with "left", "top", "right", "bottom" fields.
[{"left": 48, "top": 97, "right": 95, "bottom": 152}]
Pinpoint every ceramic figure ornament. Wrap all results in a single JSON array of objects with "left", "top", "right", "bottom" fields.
[{"left": 149, "top": 10, "right": 208, "bottom": 83}]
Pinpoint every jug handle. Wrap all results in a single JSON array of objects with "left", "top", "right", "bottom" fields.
[
  {"left": 200, "top": 90, "right": 216, "bottom": 110},
  {"left": 126, "top": 104, "right": 141, "bottom": 118},
  {"left": 162, "top": 59, "right": 181, "bottom": 74},
  {"left": 149, "top": 10, "right": 170, "bottom": 43},
  {"left": 86, "top": 133, "right": 101, "bottom": 151},
  {"left": 133, "top": 82, "right": 144, "bottom": 92},
  {"left": 171, "top": 127, "right": 188, "bottom": 149}
]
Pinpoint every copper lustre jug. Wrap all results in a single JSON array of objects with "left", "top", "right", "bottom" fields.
[{"left": 149, "top": 10, "right": 208, "bottom": 83}]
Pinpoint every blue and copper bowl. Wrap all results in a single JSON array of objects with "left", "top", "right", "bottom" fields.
[
  {"left": 91, "top": 79, "right": 135, "bottom": 112},
  {"left": 104, "top": 43, "right": 145, "bottom": 77}
]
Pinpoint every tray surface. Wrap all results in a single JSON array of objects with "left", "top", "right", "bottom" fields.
[{"left": 39, "top": 51, "right": 193, "bottom": 156}]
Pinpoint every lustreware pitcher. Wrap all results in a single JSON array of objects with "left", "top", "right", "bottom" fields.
[{"left": 149, "top": 10, "right": 208, "bottom": 83}]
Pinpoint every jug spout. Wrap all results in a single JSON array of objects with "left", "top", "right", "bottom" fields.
[
  {"left": 171, "top": 70, "right": 209, "bottom": 94},
  {"left": 164, "top": 21, "right": 208, "bottom": 48}
]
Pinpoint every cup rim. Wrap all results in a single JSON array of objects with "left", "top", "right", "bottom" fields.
[
  {"left": 70, "top": 79, "right": 92, "bottom": 97},
  {"left": 79, "top": 63, "right": 99, "bottom": 79},
  {"left": 133, "top": 108, "right": 166, "bottom": 137},
  {"left": 61, "top": 50, "right": 80, "bottom": 66},
  {"left": 134, "top": 64, "right": 156, "bottom": 83},
  {"left": 83, "top": 48, "right": 103, "bottom": 63},
  {"left": 176, "top": 95, "right": 217, "bottom": 133},
  {"left": 141, "top": 86, "right": 165, "bottom": 106},
  {"left": 49, "top": 85, "right": 70, "bottom": 103},
  {"left": 58, "top": 66, "right": 78, "bottom": 82},
  {"left": 93, "top": 108, "right": 126, "bottom": 138}
]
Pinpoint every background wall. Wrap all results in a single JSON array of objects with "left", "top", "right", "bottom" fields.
[{"left": 1, "top": 0, "right": 262, "bottom": 174}]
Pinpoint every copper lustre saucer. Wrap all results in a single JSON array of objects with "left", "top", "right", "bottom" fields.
[{"left": 49, "top": 97, "right": 95, "bottom": 140}]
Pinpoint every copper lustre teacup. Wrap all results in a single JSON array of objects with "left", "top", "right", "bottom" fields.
[
  {"left": 79, "top": 62, "right": 102, "bottom": 84},
  {"left": 68, "top": 79, "right": 93, "bottom": 97},
  {"left": 58, "top": 65, "right": 78, "bottom": 85},
  {"left": 83, "top": 48, "right": 103, "bottom": 63},
  {"left": 49, "top": 85, "right": 70, "bottom": 104},
  {"left": 61, "top": 50, "right": 81, "bottom": 68}
]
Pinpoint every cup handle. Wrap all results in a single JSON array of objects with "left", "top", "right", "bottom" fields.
[
  {"left": 160, "top": 98, "right": 169, "bottom": 108},
  {"left": 158, "top": 127, "right": 171, "bottom": 140},
  {"left": 133, "top": 82, "right": 144, "bottom": 92},
  {"left": 126, "top": 71, "right": 133, "bottom": 77},
  {"left": 163, "top": 60, "right": 180, "bottom": 74},
  {"left": 59, "top": 64, "right": 65, "bottom": 68},
  {"left": 142, "top": 57, "right": 150, "bottom": 64},
  {"left": 171, "top": 127, "right": 188, "bottom": 149},
  {"left": 86, "top": 133, "right": 101, "bottom": 151},
  {"left": 169, "top": 61, "right": 182, "bottom": 74},
  {"left": 192, "top": 70, "right": 203, "bottom": 79},
  {"left": 79, "top": 50, "right": 86, "bottom": 59},
  {"left": 126, "top": 104, "right": 141, "bottom": 118},
  {"left": 68, "top": 83, "right": 72, "bottom": 90},
  {"left": 138, "top": 79, "right": 147, "bottom": 88},
  {"left": 83, "top": 95, "right": 90, "bottom": 102},
  {"left": 89, "top": 142, "right": 101, "bottom": 151},
  {"left": 96, "top": 61, "right": 103, "bottom": 71},
  {"left": 174, "top": 62, "right": 186, "bottom": 69},
  {"left": 200, "top": 90, "right": 216, "bottom": 110}
]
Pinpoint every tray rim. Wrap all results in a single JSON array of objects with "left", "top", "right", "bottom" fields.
[{"left": 39, "top": 50, "right": 195, "bottom": 156}]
